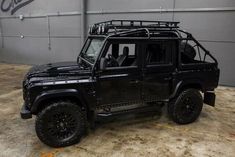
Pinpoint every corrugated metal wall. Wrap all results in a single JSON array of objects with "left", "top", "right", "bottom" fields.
[{"left": 0, "top": 0, "right": 235, "bottom": 86}]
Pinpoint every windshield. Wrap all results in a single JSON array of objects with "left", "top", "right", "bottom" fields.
[{"left": 80, "top": 38, "right": 104, "bottom": 64}]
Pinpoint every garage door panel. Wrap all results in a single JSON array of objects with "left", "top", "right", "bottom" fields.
[
  {"left": 50, "top": 38, "right": 81, "bottom": 62},
  {"left": 0, "top": 37, "right": 51, "bottom": 64},
  {"left": 175, "top": 0, "right": 235, "bottom": 8},
  {"left": 87, "top": 0, "right": 174, "bottom": 11},
  {"left": 0, "top": 0, "right": 81, "bottom": 16},
  {"left": 201, "top": 41, "right": 235, "bottom": 86},
  {"left": 174, "top": 12, "right": 235, "bottom": 42},
  {"left": 50, "top": 16, "right": 81, "bottom": 37},
  {"left": 1, "top": 18, "right": 47, "bottom": 36}
]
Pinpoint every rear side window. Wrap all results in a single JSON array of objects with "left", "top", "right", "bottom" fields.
[{"left": 146, "top": 41, "right": 173, "bottom": 65}]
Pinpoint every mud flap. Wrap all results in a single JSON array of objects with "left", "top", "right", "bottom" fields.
[{"left": 204, "top": 92, "right": 216, "bottom": 107}]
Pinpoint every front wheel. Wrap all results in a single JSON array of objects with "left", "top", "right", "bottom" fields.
[
  {"left": 35, "top": 101, "right": 86, "bottom": 147},
  {"left": 168, "top": 89, "right": 203, "bottom": 124}
]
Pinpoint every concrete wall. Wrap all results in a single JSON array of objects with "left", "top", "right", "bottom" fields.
[{"left": 0, "top": 0, "right": 235, "bottom": 86}]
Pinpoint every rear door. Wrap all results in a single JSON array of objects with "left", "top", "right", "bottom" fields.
[{"left": 142, "top": 40, "right": 176, "bottom": 101}]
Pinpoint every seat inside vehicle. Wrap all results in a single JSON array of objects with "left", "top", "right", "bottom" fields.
[{"left": 117, "top": 46, "right": 129, "bottom": 66}]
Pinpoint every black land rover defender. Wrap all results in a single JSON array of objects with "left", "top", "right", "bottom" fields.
[{"left": 21, "top": 20, "right": 220, "bottom": 147}]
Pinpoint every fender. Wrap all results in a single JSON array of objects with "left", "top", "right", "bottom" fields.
[
  {"left": 31, "top": 89, "right": 86, "bottom": 113},
  {"left": 170, "top": 79, "right": 203, "bottom": 99}
]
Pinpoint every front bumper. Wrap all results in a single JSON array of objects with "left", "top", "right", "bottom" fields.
[{"left": 20, "top": 103, "right": 32, "bottom": 119}]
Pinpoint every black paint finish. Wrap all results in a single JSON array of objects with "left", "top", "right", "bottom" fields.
[{"left": 20, "top": 20, "right": 220, "bottom": 123}]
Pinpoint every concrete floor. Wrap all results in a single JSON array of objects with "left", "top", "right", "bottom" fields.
[{"left": 0, "top": 63, "right": 235, "bottom": 157}]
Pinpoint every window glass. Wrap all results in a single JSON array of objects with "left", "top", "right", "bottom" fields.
[
  {"left": 80, "top": 38, "right": 104, "bottom": 64},
  {"left": 146, "top": 41, "right": 172, "bottom": 65},
  {"left": 119, "top": 44, "right": 136, "bottom": 56},
  {"left": 104, "top": 43, "right": 138, "bottom": 68}
]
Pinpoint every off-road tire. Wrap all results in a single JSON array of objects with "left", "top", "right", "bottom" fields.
[
  {"left": 168, "top": 89, "right": 203, "bottom": 124},
  {"left": 35, "top": 101, "right": 86, "bottom": 147}
]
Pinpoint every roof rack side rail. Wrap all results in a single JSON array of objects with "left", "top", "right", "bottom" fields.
[
  {"left": 89, "top": 20, "right": 180, "bottom": 35},
  {"left": 108, "top": 28, "right": 151, "bottom": 39},
  {"left": 95, "top": 20, "right": 179, "bottom": 27}
]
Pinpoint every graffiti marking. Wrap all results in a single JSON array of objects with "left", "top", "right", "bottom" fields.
[{"left": 1, "top": 0, "right": 34, "bottom": 15}]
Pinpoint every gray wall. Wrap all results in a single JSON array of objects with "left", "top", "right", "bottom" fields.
[{"left": 0, "top": 0, "right": 235, "bottom": 86}]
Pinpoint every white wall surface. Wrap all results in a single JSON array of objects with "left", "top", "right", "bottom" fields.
[{"left": 0, "top": 0, "right": 234, "bottom": 86}]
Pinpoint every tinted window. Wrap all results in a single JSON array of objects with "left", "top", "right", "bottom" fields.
[
  {"left": 146, "top": 41, "right": 173, "bottom": 65},
  {"left": 104, "top": 43, "right": 138, "bottom": 68}
]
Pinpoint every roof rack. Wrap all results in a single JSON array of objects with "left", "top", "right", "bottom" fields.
[{"left": 89, "top": 20, "right": 180, "bottom": 35}]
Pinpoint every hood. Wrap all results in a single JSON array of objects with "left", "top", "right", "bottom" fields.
[{"left": 26, "top": 62, "right": 91, "bottom": 79}]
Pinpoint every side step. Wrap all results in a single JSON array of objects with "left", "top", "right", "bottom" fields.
[{"left": 97, "top": 105, "right": 161, "bottom": 118}]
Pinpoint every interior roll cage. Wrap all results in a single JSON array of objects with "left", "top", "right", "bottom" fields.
[{"left": 88, "top": 20, "right": 218, "bottom": 65}]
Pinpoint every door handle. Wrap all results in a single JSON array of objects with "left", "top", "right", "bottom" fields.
[
  {"left": 130, "top": 80, "right": 139, "bottom": 84},
  {"left": 164, "top": 77, "right": 172, "bottom": 81}
]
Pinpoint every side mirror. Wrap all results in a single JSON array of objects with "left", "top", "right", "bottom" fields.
[{"left": 100, "top": 57, "right": 107, "bottom": 71}]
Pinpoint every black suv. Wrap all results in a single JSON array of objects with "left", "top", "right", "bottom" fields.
[{"left": 21, "top": 20, "right": 220, "bottom": 147}]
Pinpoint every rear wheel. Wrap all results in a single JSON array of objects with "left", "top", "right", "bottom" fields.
[
  {"left": 35, "top": 101, "right": 86, "bottom": 147},
  {"left": 168, "top": 89, "right": 203, "bottom": 124}
]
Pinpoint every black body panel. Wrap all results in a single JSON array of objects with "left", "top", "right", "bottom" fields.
[
  {"left": 21, "top": 20, "right": 220, "bottom": 121},
  {"left": 143, "top": 67, "right": 173, "bottom": 101},
  {"left": 97, "top": 67, "right": 142, "bottom": 106}
]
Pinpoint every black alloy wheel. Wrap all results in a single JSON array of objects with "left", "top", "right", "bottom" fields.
[
  {"left": 35, "top": 101, "right": 86, "bottom": 147},
  {"left": 168, "top": 89, "right": 203, "bottom": 124}
]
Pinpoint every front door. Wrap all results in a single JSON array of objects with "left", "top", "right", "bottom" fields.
[{"left": 97, "top": 41, "right": 142, "bottom": 106}]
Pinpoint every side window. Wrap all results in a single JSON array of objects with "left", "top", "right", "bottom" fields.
[
  {"left": 119, "top": 44, "right": 136, "bottom": 56},
  {"left": 146, "top": 41, "right": 172, "bottom": 65},
  {"left": 104, "top": 43, "right": 138, "bottom": 68}
]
